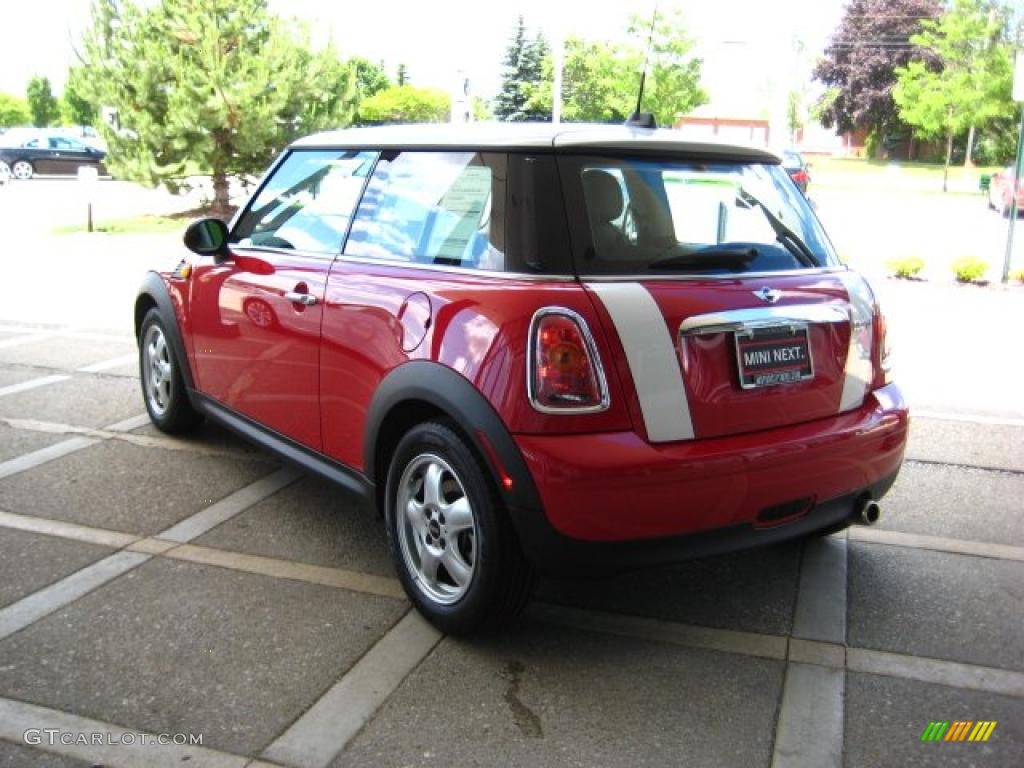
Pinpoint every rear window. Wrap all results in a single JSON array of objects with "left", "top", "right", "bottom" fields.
[{"left": 562, "top": 156, "right": 838, "bottom": 276}]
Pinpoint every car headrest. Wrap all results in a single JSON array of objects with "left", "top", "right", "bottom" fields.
[{"left": 582, "top": 169, "right": 624, "bottom": 224}]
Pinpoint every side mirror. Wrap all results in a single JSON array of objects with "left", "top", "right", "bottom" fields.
[{"left": 184, "top": 218, "right": 229, "bottom": 257}]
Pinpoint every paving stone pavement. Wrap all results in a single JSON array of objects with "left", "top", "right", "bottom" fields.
[{"left": 0, "top": 324, "right": 1020, "bottom": 768}]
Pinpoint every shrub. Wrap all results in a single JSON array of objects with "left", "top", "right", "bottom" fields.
[
  {"left": 887, "top": 256, "right": 925, "bottom": 279},
  {"left": 951, "top": 257, "right": 989, "bottom": 284},
  {"left": 1010, "top": 268, "right": 1024, "bottom": 284}
]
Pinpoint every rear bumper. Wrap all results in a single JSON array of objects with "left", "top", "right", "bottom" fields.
[{"left": 510, "top": 383, "right": 908, "bottom": 575}]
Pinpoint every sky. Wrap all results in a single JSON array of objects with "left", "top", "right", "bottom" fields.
[{"left": 0, "top": 0, "right": 846, "bottom": 109}]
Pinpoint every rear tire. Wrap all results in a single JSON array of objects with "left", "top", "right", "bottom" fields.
[
  {"left": 385, "top": 421, "right": 534, "bottom": 635},
  {"left": 139, "top": 309, "right": 202, "bottom": 434},
  {"left": 11, "top": 160, "right": 33, "bottom": 180}
]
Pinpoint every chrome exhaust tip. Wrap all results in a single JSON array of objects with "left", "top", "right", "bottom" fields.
[{"left": 857, "top": 498, "right": 881, "bottom": 526}]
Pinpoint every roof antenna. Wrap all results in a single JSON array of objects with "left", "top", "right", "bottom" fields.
[{"left": 626, "top": 4, "right": 659, "bottom": 129}]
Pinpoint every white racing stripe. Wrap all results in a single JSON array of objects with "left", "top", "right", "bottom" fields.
[{"left": 586, "top": 282, "right": 694, "bottom": 442}]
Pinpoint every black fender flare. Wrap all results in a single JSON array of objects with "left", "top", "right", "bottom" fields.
[
  {"left": 363, "top": 361, "right": 545, "bottom": 538},
  {"left": 134, "top": 271, "right": 196, "bottom": 392}
]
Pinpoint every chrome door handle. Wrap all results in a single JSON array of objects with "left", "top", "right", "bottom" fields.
[{"left": 284, "top": 292, "right": 317, "bottom": 306}]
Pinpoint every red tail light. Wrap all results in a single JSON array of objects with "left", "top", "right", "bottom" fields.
[{"left": 529, "top": 308, "right": 609, "bottom": 412}]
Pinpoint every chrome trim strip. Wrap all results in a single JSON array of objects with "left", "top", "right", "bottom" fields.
[
  {"left": 679, "top": 305, "right": 849, "bottom": 336},
  {"left": 526, "top": 307, "right": 610, "bottom": 414},
  {"left": 580, "top": 267, "right": 844, "bottom": 283},
  {"left": 586, "top": 283, "right": 695, "bottom": 442},
  {"left": 334, "top": 254, "right": 577, "bottom": 282}
]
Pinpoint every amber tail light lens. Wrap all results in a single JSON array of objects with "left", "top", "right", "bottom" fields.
[{"left": 528, "top": 308, "right": 609, "bottom": 413}]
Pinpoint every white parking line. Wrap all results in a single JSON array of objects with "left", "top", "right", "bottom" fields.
[
  {"left": 0, "top": 551, "right": 151, "bottom": 641},
  {"left": 0, "top": 466, "right": 300, "bottom": 642},
  {"left": 0, "top": 436, "right": 100, "bottom": 481},
  {"left": 771, "top": 663, "right": 844, "bottom": 768},
  {"left": 3, "top": 416, "right": 262, "bottom": 462},
  {"left": 0, "top": 508, "right": 137, "bottom": 549},
  {"left": 0, "top": 374, "right": 71, "bottom": 398},
  {"left": 915, "top": 410, "right": 1024, "bottom": 428},
  {"left": 769, "top": 537, "right": 849, "bottom": 768},
  {"left": 106, "top": 413, "right": 153, "bottom": 432},
  {"left": 0, "top": 333, "right": 58, "bottom": 350},
  {"left": 791, "top": 537, "right": 847, "bottom": 644},
  {"left": 165, "top": 544, "right": 404, "bottom": 600},
  {"left": 529, "top": 602, "right": 788, "bottom": 660},
  {"left": 78, "top": 353, "right": 138, "bottom": 373},
  {"left": 156, "top": 467, "right": 301, "bottom": 542},
  {"left": 261, "top": 610, "right": 442, "bottom": 768},
  {"left": 0, "top": 696, "right": 251, "bottom": 768},
  {"left": 848, "top": 647, "right": 1024, "bottom": 698},
  {"left": 849, "top": 527, "right": 1024, "bottom": 562}
]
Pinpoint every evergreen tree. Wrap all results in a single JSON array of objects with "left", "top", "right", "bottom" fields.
[
  {"left": 397, "top": 63, "right": 409, "bottom": 86},
  {"left": 81, "top": 0, "right": 357, "bottom": 213},
  {"left": 494, "top": 17, "right": 550, "bottom": 121},
  {"left": 26, "top": 76, "right": 59, "bottom": 127}
]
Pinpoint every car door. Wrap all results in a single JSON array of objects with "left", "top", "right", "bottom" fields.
[
  {"left": 21, "top": 138, "right": 55, "bottom": 173},
  {"left": 53, "top": 137, "right": 98, "bottom": 174},
  {"left": 188, "top": 148, "right": 377, "bottom": 450}
]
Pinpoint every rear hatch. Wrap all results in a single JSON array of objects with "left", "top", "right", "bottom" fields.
[{"left": 560, "top": 150, "right": 878, "bottom": 442}]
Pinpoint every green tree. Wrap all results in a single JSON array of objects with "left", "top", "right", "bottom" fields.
[
  {"left": 350, "top": 57, "right": 390, "bottom": 98},
  {"left": 396, "top": 63, "right": 409, "bottom": 86},
  {"left": 26, "top": 76, "right": 59, "bottom": 127},
  {"left": 494, "top": 17, "right": 550, "bottom": 121},
  {"left": 358, "top": 85, "right": 450, "bottom": 124},
  {"left": 62, "top": 66, "right": 98, "bottom": 128},
  {"left": 528, "top": 38, "right": 637, "bottom": 122},
  {"left": 524, "top": 10, "right": 706, "bottom": 126},
  {"left": 81, "top": 0, "right": 357, "bottom": 212},
  {"left": 894, "top": 0, "right": 1013, "bottom": 189},
  {"left": 0, "top": 93, "right": 30, "bottom": 127},
  {"left": 626, "top": 9, "right": 707, "bottom": 127}
]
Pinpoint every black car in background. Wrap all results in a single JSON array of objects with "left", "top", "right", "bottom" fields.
[
  {"left": 782, "top": 150, "right": 810, "bottom": 195},
  {"left": 0, "top": 133, "right": 107, "bottom": 180}
]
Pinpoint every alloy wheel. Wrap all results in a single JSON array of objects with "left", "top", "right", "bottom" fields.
[
  {"left": 395, "top": 453, "right": 478, "bottom": 605},
  {"left": 142, "top": 324, "right": 173, "bottom": 417}
]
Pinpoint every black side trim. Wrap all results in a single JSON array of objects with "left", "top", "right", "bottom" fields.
[
  {"left": 135, "top": 272, "right": 195, "bottom": 391},
  {"left": 193, "top": 393, "right": 373, "bottom": 500},
  {"left": 363, "top": 361, "right": 544, "bottom": 529}
]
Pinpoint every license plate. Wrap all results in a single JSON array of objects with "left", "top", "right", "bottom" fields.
[{"left": 735, "top": 325, "right": 813, "bottom": 389}]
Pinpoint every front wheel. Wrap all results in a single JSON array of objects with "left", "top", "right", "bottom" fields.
[
  {"left": 139, "top": 309, "right": 202, "bottom": 434},
  {"left": 386, "top": 421, "right": 534, "bottom": 635}
]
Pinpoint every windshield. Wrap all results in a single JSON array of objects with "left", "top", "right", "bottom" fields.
[{"left": 562, "top": 156, "right": 838, "bottom": 276}]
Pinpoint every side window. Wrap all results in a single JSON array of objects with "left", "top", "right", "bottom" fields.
[
  {"left": 344, "top": 151, "right": 506, "bottom": 270},
  {"left": 232, "top": 149, "right": 377, "bottom": 255}
]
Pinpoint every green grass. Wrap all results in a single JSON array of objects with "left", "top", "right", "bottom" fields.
[
  {"left": 810, "top": 156, "right": 1001, "bottom": 183},
  {"left": 54, "top": 214, "right": 187, "bottom": 236}
]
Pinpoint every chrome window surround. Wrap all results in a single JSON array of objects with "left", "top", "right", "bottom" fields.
[{"left": 526, "top": 306, "right": 611, "bottom": 415}]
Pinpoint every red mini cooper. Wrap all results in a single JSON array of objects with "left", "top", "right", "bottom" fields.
[{"left": 135, "top": 124, "right": 908, "bottom": 634}]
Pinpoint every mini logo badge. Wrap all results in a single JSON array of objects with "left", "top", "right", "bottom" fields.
[{"left": 753, "top": 287, "right": 781, "bottom": 304}]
